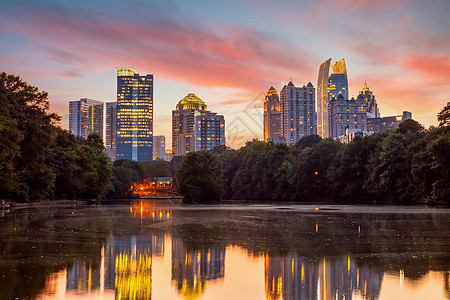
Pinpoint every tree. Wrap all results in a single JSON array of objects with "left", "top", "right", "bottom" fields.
[
  {"left": 0, "top": 72, "right": 60, "bottom": 201},
  {"left": 437, "top": 101, "right": 450, "bottom": 127},
  {"left": 177, "top": 152, "right": 224, "bottom": 203}
]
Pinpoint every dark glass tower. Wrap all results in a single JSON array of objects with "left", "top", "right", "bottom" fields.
[{"left": 116, "top": 68, "right": 153, "bottom": 161}]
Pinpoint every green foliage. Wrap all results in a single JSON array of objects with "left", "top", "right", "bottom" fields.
[
  {"left": 0, "top": 72, "right": 113, "bottom": 201},
  {"left": 177, "top": 151, "right": 224, "bottom": 203}
]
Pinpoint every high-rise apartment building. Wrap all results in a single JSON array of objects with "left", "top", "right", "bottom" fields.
[
  {"left": 367, "top": 111, "right": 412, "bottom": 133},
  {"left": 263, "top": 86, "right": 282, "bottom": 142},
  {"left": 280, "top": 80, "right": 316, "bottom": 145},
  {"left": 317, "top": 58, "right": 348, "bottom": 138},
  {"left": 153, "top": 135, "right": 166, "bottom": 160},
  {"left": 116, "top": 67, "right": 153, "bottom": 162},
  {"left": 172, "top": 93, "right": 225, "bottom": 155},
  {"left": 69, "top": 98, "right": 103, "bottom": 139},
  {"left": 328, "top": 94, "right": 368, "bottom": 141},
  {"left": 193, "top": 111, "right": 225, "bottom": 151},
  {"left": 105, "top": 102, "right": 117, "bottom": 161},
  {"left": 172, "top": 93, "right": 207, "bottom": 156}
]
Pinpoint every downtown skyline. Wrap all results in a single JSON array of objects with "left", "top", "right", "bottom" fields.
[{"left": 1, "top": 0, "right": 449, "bottom": 149}]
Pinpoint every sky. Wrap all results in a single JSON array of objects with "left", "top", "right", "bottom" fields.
[{"left": 1, "top": 0, "right": 449, "bottom": 149}]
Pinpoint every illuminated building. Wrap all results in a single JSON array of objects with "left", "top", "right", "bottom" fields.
[
  {"left": 69, "top": 98, "right": 104, "bottom": 139},
  {"left": 264, "top": 87, "right": 282, "bottom": 142},
  {"left": 280, "top": 79, "right": 316, "bottom": 145},
  {"left": 164, "top": 149, "right": 173, "bottom": 162},
  {"left": 367, "top": 111, "right": 412, "bottom": 133},
  {"left": 193, "top": 111, "right": 225, "bottom": 151},
  {"left": 153, "top": 135, "right": 166, "bottom": 160},
  {"left": 105, "top": 102, "right": 117, "bottom": 161},
  {"left": 172, "top": 93, "right": 225, "bottom": 155},
  {"left": 317, "top": 58, "right": 348, "bottom": 138},
  {"left": 356, "top": 81, "right": 379, "bottom": 118},
  {"left": 328, "top": 94, "right": 368, "bottom": 141},
  {"left": 172, "top": 93, "right": 207, "bottom": 156},
  {"left": 116, "top": 67, "right": 153, "bottom": 161}
]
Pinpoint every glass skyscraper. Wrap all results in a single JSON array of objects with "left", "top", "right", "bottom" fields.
[
  {"left": 116, "top": 68, "right": 153, "bottom": 162},
  {"left": 105, "top": 102, "right": 117, "bottom": 161},
  {"left": 69, "top": 98, "right": 103, "bottom": 139},
  {"left": 317, "top": 58, "right": 348, "bottom": 138}
]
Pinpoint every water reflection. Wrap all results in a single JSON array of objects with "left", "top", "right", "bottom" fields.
[{"left": 0, "top": 202, "right": 449, "bottom": 300}]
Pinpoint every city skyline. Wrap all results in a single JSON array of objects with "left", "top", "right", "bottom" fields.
[{"left": 0, "top": 0, "right": 449, "bottom": 149}]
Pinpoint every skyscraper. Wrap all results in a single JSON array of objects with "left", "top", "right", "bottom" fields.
[
  {"left": 152, "top": 135, "right": 166, "bottom": 160},
  {"left": 116, "top": 68, "right": 153, "bottom": 162},
  {"left": 263, "top": 86, "right": 281, "bottom": 142},
  {"left": 317, "top": 58, "right": 348, "bottom": 138},
  {"left": 280, "top": 79, "right": 316, "bottom": 145},
  {"left": 356, "top": 81, "right": 379, "bottom": 118},
  {"left": 172, "top": 93, "right": 207, "bottom": 156},
  {"left": 172, "top": 93, "right": 225, "bottom": 155},
  {"left": 193, "top": 111, "right": 225, "bottom": 151},
  {"left": 69, "top": 98, "right": 103, "bottom": 139},
  {"left": 105, "top": 102, "right": 117, "bottom": 161}
]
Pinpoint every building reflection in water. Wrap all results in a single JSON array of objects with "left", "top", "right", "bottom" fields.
[
  {"left": 65, "top": 201, "right": 174, "bottom": 300},
  {"left": 264, "top": 252, "right": 383, "bottom": 300},
  {"left": 171, "top": 237, "right": 225, "bottom": 299}
]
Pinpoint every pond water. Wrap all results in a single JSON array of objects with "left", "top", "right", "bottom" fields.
[{"left": 0, "top": 201, "right": 449, "bottom": 300}]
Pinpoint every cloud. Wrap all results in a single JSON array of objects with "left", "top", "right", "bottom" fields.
[{"left": 0, "top": 5, "right": 315, "bottom": 103}]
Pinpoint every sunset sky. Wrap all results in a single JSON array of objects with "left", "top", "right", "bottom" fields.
[{"left": 1, "top": 0, "right": 449, "bottom": 148}]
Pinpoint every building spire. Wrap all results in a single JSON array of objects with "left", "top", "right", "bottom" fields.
[{"left": 363, "top": 80, "right": 369, "bottom": 92}]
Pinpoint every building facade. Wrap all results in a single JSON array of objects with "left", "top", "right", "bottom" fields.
[
  {"left": 193, "top": 111, "right": 225, "bottom": 151},
  {"left": 280, "top": 80, "right": 316, "bottom": 145},
  {"left": 152, "top": 135, "right": 166, "bottom": 160},
  {"left": 164, "top": 149, "right": 173, "bottom": 162},
  {"left": 367, "top": 111, "right": 412, "bottom": 133},
  {"left": 69, "top": 98, "right": 104, "bottom": 139},
  {"left": 317, "top": 58, "right": 348, "bottom": 138},
  {"left": 105, "top": 102, "right": 117, "bottom": 161},
  {"left": 356, "top": 81, "right": 379, "bottom": 118},
  {"left": 172, "top": 93, "right": 207, "bottom": 156},
  {"left": 116, "top": 68, "right": 153, "bottom": 162},
  {"left": 328, "top": 94, "right": 368, "bottom": 141},
  {"left": 263, "top": 86, "right": 282, "bottom": 142}
]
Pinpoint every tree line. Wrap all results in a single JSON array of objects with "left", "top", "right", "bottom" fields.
[
  {"left": 177, "top": 102, "right": 450, "bottom": 204},
  {"left": 1, "top": 72, "right": 449, "bottom": 204}
]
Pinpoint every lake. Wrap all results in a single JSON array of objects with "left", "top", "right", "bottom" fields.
[{"left": 0, "top": 201, "right": 449, "bottom": 300}]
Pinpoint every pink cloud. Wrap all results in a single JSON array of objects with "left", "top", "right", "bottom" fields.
[{"left": 1, "top": 9, "right": 315, "bottom": 102}]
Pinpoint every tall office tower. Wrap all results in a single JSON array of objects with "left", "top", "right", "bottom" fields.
[
  {"left": 105, "top": 102, "right": 117, "bottom": 160},
  {"left": 328, "top": 94, "right": 368, "bottom": 141},
  {"left": 193, "top": 111, "right": 225, "bottom": 151},
  {"left": 172, "top": 93, "right": 207, "bottom": 156},
  {"left": 356, "top": 81, "right": 380, "bottom": 118},
  {"left": 280, "top": 79, "right": 316, "bottom": 145},
  {"left": 152, "top": 135, "right": 166, "bottom": 160},
  {"left": 263, "top": 86, "right": 282, "bottom": 142},
  {"left": 69, "top": 98, "right": 104, "bottom": 139},
  {"left": 116, "top": 68, "right": 153, "bottom": 161},
  {"left": 317, "top": 58, "right": 348, "bottom": 138}
]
